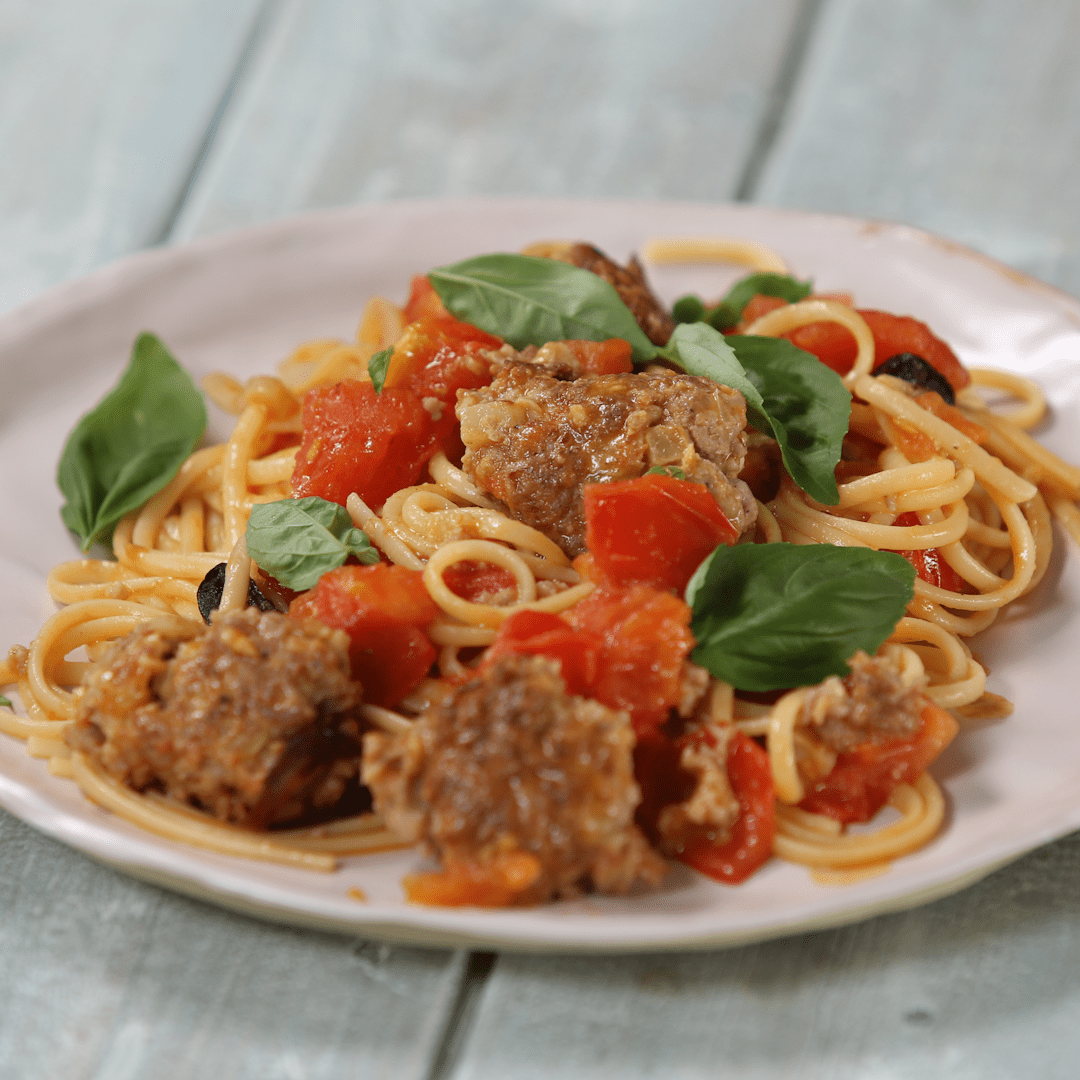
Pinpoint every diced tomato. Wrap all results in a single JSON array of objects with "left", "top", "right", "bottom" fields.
[
  {"left": 291, "top": 379, "right": 435, "bottom": 507},
  {"left": 403, "top": 849, "right": 542, "bottom": 907},
  {"left": 751, "top": 303, "right": 970, "bottom": 393},
  {"left": 738, "top": 293, "right": 789, "bottom": 327},
  {"left": 481, "top": 610, "right": 602, "bottom": 697},
  {"left": 565, "top": 584, "right": 694, "bottom": 733},
  {"left": 679, "top": 731, "right": 776, "bottom": 885},
  {"left": 913, "top": 391, "right": 988, "bottom": 443},
  {"left": 889, "top": 512, "right": 967, "bottom": 593},
  {"left": 562, "top": 338, "right": 634, "bottom": 375},
  {"left": 799, "top": 701, "right": 959, "bottom": 824},
  {"left": 582, "top": 473, "right": 739, "bottom": 593},
  {"left": 403, "top": 275, "right": 451, "bottom": 323},
  {"left": 289, "top": 564, "right": 438, "bottom": 707},
  {"left": 442, "top": 560, "right": 518, "bottom": 603}
]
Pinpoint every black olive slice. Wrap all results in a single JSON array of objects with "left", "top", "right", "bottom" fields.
[
  {"left": 874, "top": 352, "right": 955, "bottom": 405},
  {"left": 196, "top": 562, "right": 277, "bottom": 625}
]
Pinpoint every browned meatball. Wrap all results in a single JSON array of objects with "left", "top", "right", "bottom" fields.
[
  {"left": 457, "top": 362, "right": 757, "bottom": 555},
  {"left": 530, "top": 242, "right": 675, "bottom": 346},
  {"left": 66, "top": 609, "right": 366, "bottom": 828},
  {"left": 799, "top": 650, "right": 927, "bottom": 753},
  {"left": 362, "top": 654, "right": 667, "bottom": 903}
]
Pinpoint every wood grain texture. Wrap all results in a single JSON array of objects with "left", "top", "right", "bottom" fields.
[
  {"left": 0, "top": 0, "right": 263, "bottom": 313},
  {"left": 0, "top": 811, "right": 463, "bottom": 1080},
  {"left": 754, "top": 0, "right": 1080, "bottom": 296},
  {"left": 171, "top": 0, "right": 804, "bottom": 241},
  {"left": 449, "top": 834, "right": 1080, "bottom": 1080}
]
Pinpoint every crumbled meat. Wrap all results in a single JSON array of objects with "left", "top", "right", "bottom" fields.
[
  {"left": 66, "top": 609, "right": 366, "bottom": 828},
  {"left": 362, "top": 654, "right": 667, "bottom": 903},
  {"left": 457, "top": 363, "right": 757, "bottom": 555},
  {"left": 529, "top": 242, "right": 675, "bottom": 346},
  {"left": 799, "top": 649, "right": 928, "bottom": 753},
  {"left": 656, "top": 723, "right": 740, "bottom": 855}
]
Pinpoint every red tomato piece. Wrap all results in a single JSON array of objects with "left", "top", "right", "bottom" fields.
[
  {"left": 289, "top": 564, "right": 438, "bottom": 707},
  {"left": 583, "top": 473, "right": 739, "bottom": 593},
  {"left": 565, "top": 584, "right": 695, "bottom": 733},
  {"left": 442, "top": 560, "right": 519, "bottom": 603},
  {"left": 799, "top": 701, "right": 959, "bottom": 824},
  {"left": 403, "top": 274, "right": 451, "bottom": 323},
  {"left": 738, "top": 293, "right": 789, "bottom": 327},
  {"left": 480, "top": 610, "right": 601, "bottom": 697},
  {"left": 291, "top": 378, "right": 435, "bottom": 508},
  {"left": 562, "top": 338, "right": 634, "bottom": 375},
  {"left": 889, "top": 512, "right": 967, "bottom": 593},
  {"left": 679, "top": 731, "right": 776, "bottom": 885}
]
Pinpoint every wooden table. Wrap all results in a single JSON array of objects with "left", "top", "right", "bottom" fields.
[{"left": 4, "top": 2, "right": 1080, "bottom": 1075}]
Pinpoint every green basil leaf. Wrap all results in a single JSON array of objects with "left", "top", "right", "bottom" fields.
[
  {"left": 57, "top": 333, "right": 207, "bottom": 552},
  {"left": 246, "top": 496, "right": 380, "bottom": 591},
  {"left": 674, "top": 273, "right": 812, "bottom": 331},
  {"left": 0, "top": 695, "right": 12, "bottom": 711},
  {"left": 659, "top": 323, "right": 847, "bottom": 506},
  {"left": 725, "top": 335, "right": 850, "bottom": 506},
  {"left": 646, "top": 465, "right": 688, "bottom": 480},
  {"left": 369, "top": 347, "right": 394, "bottom": 393},
  {"left": 721, "top": 272, "right": 812, "bottom": 321},
  {"left": 429, "top": 253, "right": 656, "bottom": 363},
  {"left": 685, "top": 543, "right": 916, "bottom": 692}
]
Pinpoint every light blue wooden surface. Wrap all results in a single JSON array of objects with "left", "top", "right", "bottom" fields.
[{"left": 3, "top": 1, "right": 1080, "bottom": 1076}]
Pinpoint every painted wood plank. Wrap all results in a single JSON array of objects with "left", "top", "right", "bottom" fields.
[
  {"left": 171, "top": 0, "right": 805, "bottom": 241},
  {"left": 0, "top": 0, "right": 263, "bottom": 313},
  {"left": 449, "top": 834, "right": 1080, "bottom": 1080},
  {"left": 0, "top": 810, "right": 464, "bottom": 1080},
  {"left": 754, "top": 0, "right": 1080, "bottom": 296}
]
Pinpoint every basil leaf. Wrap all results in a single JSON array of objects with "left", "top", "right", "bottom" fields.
[
  {"left": 57, "top": 333, "right": 207, "bottom": 552},
  {"left": 686, "top": 544, "right": 916, "bottom": 692},
  {"left": 0, "top": 695, "right": 12, "bottom": 711},
  {"left": 674, "top": 273, "right": 812, "bottom": 331},
  {"left": 246, "top": 497, "right": 379, "bottom": 591},
  {"left": 646, "top": 465, "right": 688, "bottom": 480},
  {"left": 369, "top": 347, "right": 393, "bottom": 393},
  {"left": 429, "top": 253, "right": 656, "bottom": 363},
  {"left": 659, "top": 323, "right": 847, "bottom": 506},
  {"left": 726, "top": 335, "right": 850, "bottom": 506}
]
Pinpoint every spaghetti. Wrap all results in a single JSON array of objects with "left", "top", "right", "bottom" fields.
[{"left": 2, "top": 235, "right": 1078, "bottom": 895}]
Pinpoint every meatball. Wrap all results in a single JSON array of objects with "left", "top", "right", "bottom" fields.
[
  {"left": 457, "top": 362, "right": 757, "bottom": 555},
  {"left": 799, "top": 649, "right": 928, "bottom": 753},
  {"left": 66, "top": 609, "right": 366, "bottom": 828},
  {"left": 527, "top": 241, "right": 675, "bottom": 346},
  {"left": 362, "top": 654, "right": 667, "bottom": 903}
]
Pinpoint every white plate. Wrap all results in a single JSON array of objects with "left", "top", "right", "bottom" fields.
[{"left": 2, "top": 198, "right": 1079, "bottom": 952}]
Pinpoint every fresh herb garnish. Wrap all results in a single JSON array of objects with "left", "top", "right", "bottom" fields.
[
  {"left": 674, "top": 272, "right": 812, "bottom": 331},
  {"left": 369, "top": 347, "right": 394, "bottom": 393},
  {"left": 245, "top": 497, "right": 379, "bottom": 591},
  {"left": 0, "top": 695, "right": 12, "bottom": 711},
  {"left": 685, "top": 544, "right": 916, "bottom": 692},
  {"left": 57, "top": 333, "right": 207, "bottom": 552},
  {"left": 659, "top": 322, "right": 848, "bottom": 505},
  {"left": 725, "top": 334, "right": 850, "bottom": 505},
  {"left": 646, "top": 465, "right": 688, "bottom": 480},
  {"left": 429, "top": 254, "right": 656, "bottom": 363}
]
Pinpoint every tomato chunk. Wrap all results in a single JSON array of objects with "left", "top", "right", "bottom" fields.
[
  {"left": 680, "top": 731, "right": 776, "bottom": 885},
  {"left": 481, "top": 610, "right": 602, "bottom": 697},
  {"left": 583, "top": 473, "right": 739, "bottom": 593},
  {"left": 442, "top": 560, "right": 519, "bottom": 604},
  {"left": 799, "top": 701, "right": 959, "bottom": 824},
  {"left": 888, "top": 512, "right": 967, "bottom": 593},
  {"left": 562, "top": 338, "right": 634, "bottom": 375},
  {"left": 634, "top": 729, "right": 775, "bottom": 885},
  {"left": 291, "top": 378, "right": 434, "bottom": 508},
  {"left": 289, "top": 564, "right": 438, "bottom": 707},
  {"left": 565, "top": 584, "right": 695, "bottom": 733},
  {"left": 403, "top": 850, "right": 542, "bottom": 907}
]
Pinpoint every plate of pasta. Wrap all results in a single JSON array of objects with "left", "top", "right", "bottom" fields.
[{"left": 1, "top": 198, "right": 1079, "bottom": 951}]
